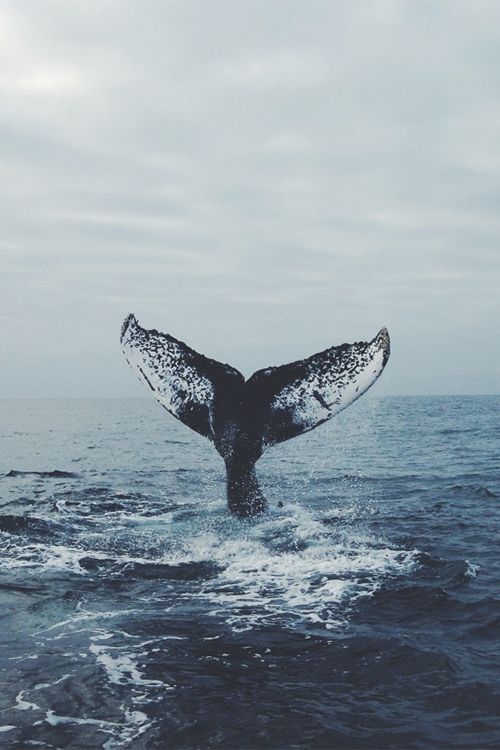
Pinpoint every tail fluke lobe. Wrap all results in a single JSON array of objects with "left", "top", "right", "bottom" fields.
[
  {"left": 244, "top": 328, "right": 390, "bottom": 449},
  {"left": 120, "top": 314, "right": 244, "bottom": 442}
]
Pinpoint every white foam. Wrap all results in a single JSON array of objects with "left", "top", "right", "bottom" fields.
[
  {"left": 465, "top": 560, "right": 480, "bottom": 577},
  {"left": 33, "top": 674, "right": 72, "bottom": 690},
  {"left": 89, "top": 643, "right": 169, "bottom": 688},
  {"left": 159, "top": 506, "right": 420, "bottom": 630},
  {"left": 2, "top": 498, "right": 420, "bottom": 634},
  {"left": 44, "top": 705, "right": 154, "bottom": 749},
  {"left": 202, "top": 540, "right": 417, "bottom": 630},
  {"left": 45, "top": 710, "right": 116, "bottom": 729},
  {"left": 35, "top": 609, "right": 140, "bottom": 636},
  {"left": 14, "top": 691, "right": 40, "bottom": 711}
]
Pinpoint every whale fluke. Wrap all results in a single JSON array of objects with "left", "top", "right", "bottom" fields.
[
  {"left": 245, "top": 327, "right": 390, "bottom": 447},
  {"left": 120, "top": 313, "right": 244, "bottom": 441},
  {"left": 120, "top": 314, "right": 390, "bottom": 516}
]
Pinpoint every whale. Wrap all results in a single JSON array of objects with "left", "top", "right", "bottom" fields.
[{"left": 120, "top": 314, "right": 390, "bottom": 517}]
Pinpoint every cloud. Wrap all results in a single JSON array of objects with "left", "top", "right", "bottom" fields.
[{"left": 1, "top": 0, "right": 499, "bottom": 396}]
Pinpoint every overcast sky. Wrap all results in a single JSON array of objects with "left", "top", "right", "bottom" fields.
[{"left": 2, "top": 0, "right": 499, "bottom": 397}]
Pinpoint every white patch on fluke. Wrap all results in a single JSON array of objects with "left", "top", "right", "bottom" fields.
[
  {"left": 121, "top": 314, "right": 216, "bottom": 438},
  {"left": 268, "top": 330, "right": 389, "bottom": 442}
]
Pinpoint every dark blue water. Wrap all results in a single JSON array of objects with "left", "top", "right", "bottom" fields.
[{"left": 0, "top": 396, "right": 499, "bottom": 749}]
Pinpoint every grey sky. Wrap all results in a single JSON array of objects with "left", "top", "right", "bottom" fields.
[{"left": 2, "top": 0, "right": 499, "bottom": 397}]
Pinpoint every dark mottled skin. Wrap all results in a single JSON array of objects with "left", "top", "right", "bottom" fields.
[{"left": 121, "top": 315, "right": 390, "bottom": 517}]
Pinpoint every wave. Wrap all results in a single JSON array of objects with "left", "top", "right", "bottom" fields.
[
  {"left": 474, "top": 486, "right": 497, "bottom": 498},
  {"left": 0, "top": 514, "right": 64, "bottom": 537},
  {"left": 78, "top": 556, "right": 221, "bottom": 581},
  {"left": 0, "top": 498, "right": 421, "bottom": 632},
  {"left": 5, "top": 469, "right": 79, "bottom": 479}
]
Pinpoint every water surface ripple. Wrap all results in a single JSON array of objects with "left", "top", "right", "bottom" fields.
[{"left": 0, "top": 396, "right": 498, "bottom": 748}]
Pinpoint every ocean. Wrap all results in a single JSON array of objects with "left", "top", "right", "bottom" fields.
[{"left": 0, "top": 395, "right": 498, "bottom": 749}]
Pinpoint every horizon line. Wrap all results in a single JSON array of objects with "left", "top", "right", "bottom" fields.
[{"left": 0, "top": 393, "right": 499, "bottom": 400}]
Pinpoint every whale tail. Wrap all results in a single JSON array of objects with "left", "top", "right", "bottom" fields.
[{"left": 120, "top": 314, "right": 390, "bottom": 515}]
